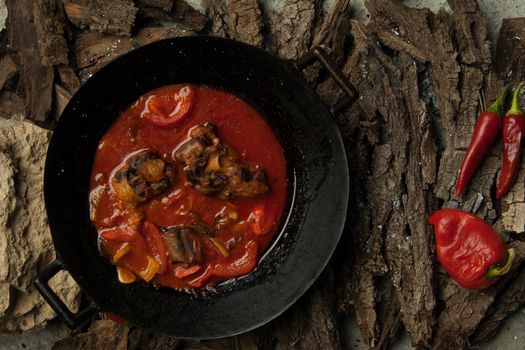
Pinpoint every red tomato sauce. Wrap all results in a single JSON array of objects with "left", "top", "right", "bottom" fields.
[{"left": 89, "top": 84, "right": 287, "bottom": 289}]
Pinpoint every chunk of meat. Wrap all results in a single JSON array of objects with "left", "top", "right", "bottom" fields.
[
  {"left": 174, "top": 123, "right": 269, "bottom": 198},
  {"left": 161, "top": 222, "right": 209, "bottom": 264},
  {"left": 111, "top": 150, "right": 176, "bottom": 205}
]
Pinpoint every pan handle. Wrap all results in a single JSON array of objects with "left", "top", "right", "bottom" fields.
[
  {"left": 295, "top": 46, "right": 358, "bottom": 114},
  {"left": 33, "top": 259, "right": 99, "bottom": 329}
]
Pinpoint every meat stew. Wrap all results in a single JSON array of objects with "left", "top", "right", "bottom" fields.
[{"left": 89, "top": 84, "right": 288, "bottom": 289}]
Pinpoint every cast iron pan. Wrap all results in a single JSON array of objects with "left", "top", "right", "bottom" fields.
[{"left": 34, "top": 36, "right": 356, "bottom": 339}]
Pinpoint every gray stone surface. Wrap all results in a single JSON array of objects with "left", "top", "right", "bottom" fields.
[{"left": 0, "top": 0, "right": 6, "bottom": 31}]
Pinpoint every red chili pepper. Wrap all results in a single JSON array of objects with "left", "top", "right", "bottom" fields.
[
  {"left": 143, "top": 221, "right": 169, "bottom": 274},
  {"left": 142, "top": 86, "right": 195, "bottom": 128},
  {"left": 496, "top": 82, "right": 525, "bottom": 199},
  {"left": 455, "top": 85, "right": 510, "bottom": 197},
  {"left": 428, "top": 208, "right": 514, "bottom": 289}
]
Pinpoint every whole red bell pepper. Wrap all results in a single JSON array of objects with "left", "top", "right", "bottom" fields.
[
  {"left": 455, "top": 85, "right": 510, "bottom": 197},
  {"left": 428, "top": 208, "right": 515, "bottom": 289},
  {"left": 496, "top": 82, "right": 525, "bottom": 199}
]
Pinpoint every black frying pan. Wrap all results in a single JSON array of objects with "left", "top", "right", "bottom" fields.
[{"left": 34, "top": 36, "right": 356, "bottom": 339}]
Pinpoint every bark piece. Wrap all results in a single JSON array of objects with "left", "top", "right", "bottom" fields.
[
  {"left": 52, "top": 84, "right": 72, "bottom": 120},
  {"left": 0, "top": 32, "right": 8, "bottom": 56},
  {"left": 273, "top": 273, "right": 341, "bottom": 349},
  {"left": 332, "top": 31, "right": 387, "bottom": 346},
  {"left": 205, "top": 0, "right": 227, "bottom": 38},
  {"left": 33, "top": 0, "right": 69, "bottom": 66},
  {"left": 226, "top": 0, "right": 264, "bottom": 47},
  {"left": 52, "top": 320, "right": 128, "bottom": 350},
  {"left": 265, "top": 0, "right": 317, "bottom": 59},
  {"left": 447, "top": 0, "right": 491, "bottom": 72},
  {"left": 330, "top": 17, "right": 438, "bottom": 347},
  {"left": 366, "top": 0, "right": 434, "bottom": 63},
  {"left": 171, "top": 1, "right": 207, "bottom": 31},
  {"left": 374, "top": 290, "right": 402, "bottom": 350},
  {"left": 57, "top": 65, "right": 81, "bottom": 96},
  {"left": 182, "top": 329, "right": 271, "bottom": 350},
  {"left": 204, "top": 0, "right": 264, "bottom": 47},
  {"left": 432, "top": 2, "right": 496, "bottom": 220},
  {"left": 137, "top": 2, "right": 206, "bottom": 32},
  {"left": 332, "top": 23, "right": 387, "bottom": 348},
  {"left": 52, "top": 319, "right": 181, "bottom": 350},
  {"left": 62, "top": 0, "right": 138, "bottom": 36},
  {"left": 366, "top": 0, "right": 493, "bottom": 208},
  {"left": 311, "top": 0, "right": 351, "bottom": 65},
  {"left": 127, "top": 327, "right": 181, "bottom": 350},
  {"left": 471, "top": 265, "right": 525, "bottom": 344},
  {"left": 74, "top": 32, "right": 133, "bottom": 81},
  {"left": 501, "top": 132, "right": 525, "bottom": 234},
  {"left": 137, "top": 5, "right": 172, "bottom": 22},
  {"left": 0, "top": 54, "right": 17, "bottom": 91},
  {"left": 494, "top": 18, "right": 525, "bottom": 82},
  {"left": 137, "top": 0, "right": 173, "bottom": 12},
  {"left": 0, "top": 117, "right": 81, "bottom": 331},
  {"left": 303, "top": 0, "right": 351, "bottom": 85},
  {"left": 305, "top": 29, "right": 389, "bottom": 343},
  {"left": 342, "top": 16, "right": 437, "bottom": 346},
  {"left": 135, "top": 24, "right": 197, "bottom": 46},
  {"left": 378, "top": 52, "right": 436, "bottom": 349},
  {"left": 392, "top": 51, "right": 437, "bottom": 349},
  {"left": 497, "top": 19, "right": 525, "bottom": 233},
  {"left": 0, "top": 91, "right": 24, "bottom": 118},
  {"left": 6, "top": 0, "right": 55, "bottom": 122},
  {"left": 432, "top": 241, "right": 525, "bottom": 349}
]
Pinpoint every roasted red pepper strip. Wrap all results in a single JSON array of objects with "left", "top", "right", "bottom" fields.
[
  {"left": 212, "top": 240, "right": 258, "bottom": 278},
  {"left": 496, "top": 82, "right": 525, "bottom": 199},
  {"left": 428, "top": 208, "right": 515, "bottom": 289},
  {"left": 455, "top": 85, "right": 510, "bottom": 197},
  {"left": 100, "top": 226, "right": 139, "bottom": 242},
  {"left": 174, "top": 264, "right": 201, "bottom": 278},
  {"left": 143, "top": 221, "right": 169, "bottom": 274},
  {"left": 142, "top": 86, "right": 195, "bottom": 128},
  {"left": 187, "top": 266, "right": 213, "bottom": 288}
]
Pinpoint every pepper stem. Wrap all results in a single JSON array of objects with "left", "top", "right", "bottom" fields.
[
  {"left": 506, "top": 82, "right": 525, "bottom": 116},
  {"left": 485, "top": 248, "right": 516, "bottom": 280},
  {"left": 488, "top": 83, "right": 512, "bottom": 114}
]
